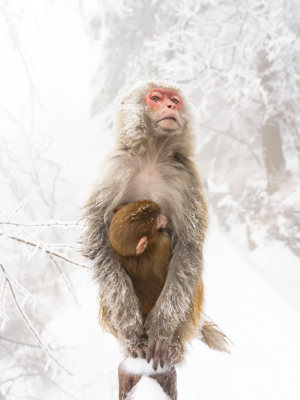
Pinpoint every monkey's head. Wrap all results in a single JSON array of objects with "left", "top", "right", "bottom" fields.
[
  {"left": 116, "top": 81, "right": 196, "bottom": 149},
  {"left": 109, "top": 200, "right": 160, "bottom": 257},
  {"left": 144, "top": 87, "right": 183, "bottom": 131}
]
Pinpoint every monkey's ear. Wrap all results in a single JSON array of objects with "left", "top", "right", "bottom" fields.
[{"left": 136, "top": 236, "right": 148, "bottom": 255}]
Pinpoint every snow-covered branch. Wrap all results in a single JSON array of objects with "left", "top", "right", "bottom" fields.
[
  {"left": 0, "top": 200, "right": 87, "bottom": 388},
  {"left": 0, "top": 220, "right": 80, "bottom": 227},
  {"left": 0, "top": 232, "right": 87, "bottom": 268},
  {"left": 0, "top": 264, "right": 73, "bottom": 376}
]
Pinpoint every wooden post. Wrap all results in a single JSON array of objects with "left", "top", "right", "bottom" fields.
[{"left": 118, "top": 358, "right": 177, "bottom": 399}]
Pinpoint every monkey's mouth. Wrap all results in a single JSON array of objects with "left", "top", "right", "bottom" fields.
[{"left": 157, "top": 116, "right": 177, "bottom": 123}]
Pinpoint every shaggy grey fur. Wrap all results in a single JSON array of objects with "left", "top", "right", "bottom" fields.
[{"left": 81, "top": 81, "right": 229, "bottom": 363}]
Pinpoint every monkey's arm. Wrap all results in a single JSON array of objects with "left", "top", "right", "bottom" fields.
[
  {"left": 145, "top": 169, "right": 208, "bottom": 368},
  {"left": 145, "top": 241, "right": 204, "bottom": 368},
  {"left": 81, "top": 159, "right": 144, "bottom": 354}
]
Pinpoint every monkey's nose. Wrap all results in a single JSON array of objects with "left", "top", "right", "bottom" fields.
[
  {"left": 165, "top": 99, "right": 176, "bottom": 109},
  {"left": 167, "top": 103, "right": 175, "bottom": 109}
]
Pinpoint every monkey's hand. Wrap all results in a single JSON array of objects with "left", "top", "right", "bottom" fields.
[
  {"left": 145, "top": 334, "right": 184, "bottom": 370},
  {"left": 144, "top": 313, "right": 178, "bottom": 370},
  {"left": 145, "top": 338, "right": 168, "bottom": 370},
  {"left": 127, "top": 331, "right": 148, "bottom": 360}
]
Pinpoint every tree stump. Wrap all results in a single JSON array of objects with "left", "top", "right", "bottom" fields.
[{"left": 118, "top": 358, "right": 177, "bottom": 399}]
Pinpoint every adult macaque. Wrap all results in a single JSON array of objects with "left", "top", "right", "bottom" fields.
[{"left": 82, "top": 81, "right": 228, "bottom": 370}]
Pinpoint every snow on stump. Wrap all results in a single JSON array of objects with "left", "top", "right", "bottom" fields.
[{"left": 118, "top": 358, "right": 177, "bottom": 400}]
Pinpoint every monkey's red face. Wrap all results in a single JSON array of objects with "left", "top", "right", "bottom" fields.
[{"left": 145, "top": 88, "right": 183, "bottom": 130}]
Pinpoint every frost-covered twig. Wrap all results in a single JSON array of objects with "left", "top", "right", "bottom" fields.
[
  {"left": 0, "top": 220, "right": 80, "bottom": 227},
  {"left": 0, "top": 373, "right": 42, "bottom": 385},
  {"left": 0, "top": 278, "right": 8, "bottom": 322},
  {"left": 0, "top": 335, "right": 42, "bottom": 348},
  {"left": 0, "top": 232, "right": 88, "bottom": 268},
  {"left": 18, "top": 229, "right": 82, "bottom": 303},
  {"left": 0, "top": 264, "right": 73, "bottom": 376},
  {"left": 0, "top": 335, "right": 78, "bottom": 351},
  {"left": 1, "top": 268, "right": 39, "bottom": 305},
  {"left": 48, "top": 254, "right": 80, "bottom": 305},
  {"left": 46, "top": 243, "right": 80, "bottom": 250},
  {"left": 7, "top": 199, "right": 28, "bottom": 223},
  {"left": 0, "top": 4, "right": 43, "bottom": 107}
]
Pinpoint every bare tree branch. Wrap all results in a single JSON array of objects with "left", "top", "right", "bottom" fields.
[
  {"left": 48, "top": 255, "right": 80, "bottom": 305},
  {"left": 0, "top": 336, "right": 41, "bottom": 348},
  {"left": 0, "top": 264, "right": 73, "bottom": 377},
  {"left": 0, "top": 232, "right": 87, "bottom": 268},
  {"left": 0, "top": 221, "right": 80, "bottom": 228}
]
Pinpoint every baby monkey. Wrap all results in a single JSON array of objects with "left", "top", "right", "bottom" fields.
[{"left": 109, "top": 200, "right": 171, "bottom": 317}]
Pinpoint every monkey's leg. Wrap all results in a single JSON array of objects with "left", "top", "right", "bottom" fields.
[
  {"left": 165, "top": 280, "right": 204, "bottom": 367},
  {"left": 145, "top": 273, "right": 204, "bottom": 370}
]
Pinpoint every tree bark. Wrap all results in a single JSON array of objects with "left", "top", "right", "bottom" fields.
[{"left": 118, "top": 359, "right": 177, "bottom": 399}]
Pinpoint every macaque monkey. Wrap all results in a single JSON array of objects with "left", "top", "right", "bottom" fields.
[
  {"left": 109, "top": 200, "right": 171, "bottom": 317},
  {"left": 82, "top": 81, "right": 229, "bottom": 371}
]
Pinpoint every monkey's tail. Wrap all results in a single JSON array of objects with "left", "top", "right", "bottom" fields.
[{"left": 199, "top": 318, "right": 231, "bottom": 353}]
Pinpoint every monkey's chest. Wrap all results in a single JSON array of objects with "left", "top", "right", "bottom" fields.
[{"left": 127, "top": 164, "right": 168, "bottom": 206}]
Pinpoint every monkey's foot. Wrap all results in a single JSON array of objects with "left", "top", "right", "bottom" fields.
[{"left": 136, "top": 236, "right": 148, "bottom": 255}]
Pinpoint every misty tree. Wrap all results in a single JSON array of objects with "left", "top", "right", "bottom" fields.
[
  {"left": 0, "top": 2, "right": 88, "bottom": 398},
  {"left": 0, "top": 136, "right": 85, "bottom": 397},
  {"left": 89, "top": 0, "right": 300, "bottom": 254}
]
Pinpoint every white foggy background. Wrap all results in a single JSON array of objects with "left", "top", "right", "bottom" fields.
[{"left": 0, "top": 1, "right": 299, "bottom": 399}]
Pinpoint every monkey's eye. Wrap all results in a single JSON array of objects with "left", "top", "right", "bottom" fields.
[
  {"left": 151, "top": 95, "right": 160, "bottom": 102},
  {"left": 171, "top": 98, "right": 179, "bottom": 105}
]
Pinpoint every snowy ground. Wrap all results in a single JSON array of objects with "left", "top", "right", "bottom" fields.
[{"left": 50, "top": 222, "right": 300, "bottom": 400}]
